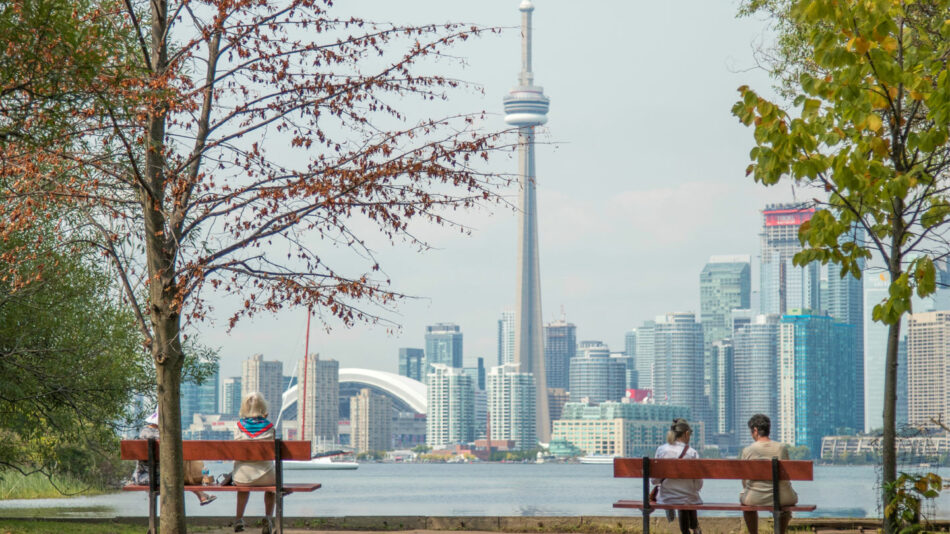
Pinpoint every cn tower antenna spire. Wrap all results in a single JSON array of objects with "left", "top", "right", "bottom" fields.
[{"left": 503, "top": 0, "right": 550, "bottom": 444}]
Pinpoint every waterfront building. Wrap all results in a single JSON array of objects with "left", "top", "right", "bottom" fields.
[
  {"left": 544, "top": 319, "right": 576, "bottom": 390},
  {"left": 760, "top": 204, "right": 819, "bottom": 315},
  {"left": 350, "top": 388, "right": 392, "bottom": 453},
  {"left": 569, "top": 342, "right": 626, "bottom": 404},
  {"left": 634, "top": 321, "right": 655, "bottom": 390},
  {"left": 242, "top": 354, "right": 283, "bottom": 421},
  {"left": 778, "top": 310, "right": 859, "bottom": 455},
  {"left": 221, "top": 376, "right": 242, "bottom": 416},
  {"left": 504, "top": 0, "right": 551, "bottom": 443},
  {"left": 425, "top": 323, "right": 463, "bottom": 376},
  {"left": 426, "top": 364, "right": 475, "bottom": 448},
  {"left": 733, "top": 314, "right": 780, "bottom": 438},
  {"left": 296, "top": 354, "right": 339, "bottom": 447},
  {"left": 907, "top": 311, "right": 950, "bottom": 428},
  {"left": 653, "top": 313, "right": 705, "bottom": 424},
  {"left": 487, "top": 363, "right": 537, "bottom": 450},
  {"left": 552, "top": 401, "right": 694, "bottom": 457},
  {"left": 181, "top": 364, "right": 219, "bottom": 428},
  {"left": 474, "top": 388, "right": 488, "bottom": 439},
  {"left": 498, "top": 311, "right": 515, "bottom": 366},
  {"left": 392, "top": 412, "right": 427, "bottom": 449},
  {"left": 898, "top": 337, "right": 908, "bottom": 428},
  {"left": 398, "top": 348, "right": 425, "bottom": 382},
  {"left": 700, "top": 255, "right": 751, "bottom": 431},
  {"left": 183, "top": 414, "right": 237, "bottom": 440},
  {"left": 821, "top": 246, "right": 865, "bottom": 432},
  {"left": 821, "top": 433, "right": 950, "bottom": 461}
]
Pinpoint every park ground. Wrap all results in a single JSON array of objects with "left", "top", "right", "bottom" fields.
[{"left": 0, "top": 516, "right": 893, "bottom": 534}]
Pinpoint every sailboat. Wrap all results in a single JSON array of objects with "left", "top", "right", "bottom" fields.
[{"left": 273, "top": 309, "right": 359, "bottom": 471}]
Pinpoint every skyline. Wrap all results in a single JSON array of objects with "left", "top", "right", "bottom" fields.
[{"left": 201, "top": 0, "right": 798, "bottom": 380}]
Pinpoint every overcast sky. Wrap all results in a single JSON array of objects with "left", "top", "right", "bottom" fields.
[{"left": 200, "top": 0, "right": 800, "bottom": 381}]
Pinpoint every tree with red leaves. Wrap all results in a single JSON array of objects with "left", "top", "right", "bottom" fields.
[{"left": 0, "top": 0, "right": 505, "bottom": 531}]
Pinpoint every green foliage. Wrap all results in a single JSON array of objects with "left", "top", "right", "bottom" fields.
[
  {"left": 0, "top": 519, "right": 144, "bottom": 534},
  {"left": 787, "top": 445, "right": 811, "bottom": 460},
  {"left": 0, "top": 227, "right": 147, "bottom": 487},
  {"left": 0, "top": 471, "right": 110, "bottom": 499},
  {"left": 355, "top": 450, "right": 384, "bottom": 461},
  {"left": 883, "top": 472, "right": 943, "bottom": 534},
  {"left": 411, "top": 444, "right": 431, "bottom": 454}
]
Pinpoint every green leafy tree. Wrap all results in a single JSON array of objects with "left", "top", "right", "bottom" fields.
[{"left": 733, "top": 2, "right": 950, "bottom": 532}]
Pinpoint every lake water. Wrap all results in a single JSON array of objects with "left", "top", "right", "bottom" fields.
[{"left": 1, "top": 463, "right": 948, "bottom": 519}]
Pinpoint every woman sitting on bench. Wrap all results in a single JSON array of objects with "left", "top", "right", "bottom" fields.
[
  {"left": 232, "top": 392, "right": 277, "bottom": 534},
  {"left": 652, "top": 418, "right": 702, "bottom": 534},
  {"left": 739, "top": 414, "right": 798, "bottom": 534}
]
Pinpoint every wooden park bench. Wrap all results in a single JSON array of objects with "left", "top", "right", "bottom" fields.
[
  {"left": 613, "top": 457, "right": 816, "bottom": 534},
  {"left": 121, "top": 438, "right": 321, "bottom": 534}
]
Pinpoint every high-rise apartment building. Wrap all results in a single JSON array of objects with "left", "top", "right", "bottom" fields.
[
  {"left": 426, "top": 364, "right": 475, "bottom": 448},
  {"left": 778, "top": 311, "right": 859, "bottom": 455},
  {"left": 863, "top": 276, "right": 889, "bottom": 432},
  {"left": 553, "top": 402, "right": 694, "bottom": 457},
  {"left": 733, "top": 314, "right": 780, "bottom": 438},
  {"left": 760, "top": 204, "right": 819, "bottom": 315},
  {"left": 906, "top": 311, "right": 950, "bottom": 428},
  {"left": 498, "top": 311, "right": 515, "bottom": 366},
  {"left": 711, "top": 339, "right": 735, "bottom": 436},
  {"left": 634, "top": 321, "right": 655, "bottom": 390},
  {"left": 463, "top": 357, "right": 486, "bottom": 391},
  {"left": 297, "top": 354, "right": 339, "bottom": 447},
  {"left": 487, "top": 363, "right": 538, "bottom": 450},
  {"left": 221, "top": 376, "right": 242, "bottom": 416},
  {"left": 350, "top": 388, "right": 392, "bottom": 453},
  {"left": 544, "top": 319, "right": 576, "bottom": 390},
  {"left": 653, "top": 313, "right": 705, "bottom": 423},
  {"left": 569, "top": 342, "right": 626, "bottom": 404},
  {"left": 181, "top": 365, "right": 219, "bottom": 428},
  {"left": 611, "top": 352, "right": 637, "bottom": 391},
  {"left": 624, "top": 329, "right": 637, "bottom": 388},
  {"left": 242, "top": 354, "right": 283, "bottom": 421},
  {"left": 398, "top": 348, "right": 425, "bottom": 382},
  {"left": 547, "top": 387, "right": 570, "bottom": 421},
  {"left": 425, "top": 323, "right": 463, "bottom": 376}
]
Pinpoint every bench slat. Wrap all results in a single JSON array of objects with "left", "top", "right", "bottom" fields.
[
  {"left": 613, "top": 458, "right": 812, "bottom": 481},
  {"left": 613, "top": 500, "right": 816, "bottom": 512},
  {"left": 120, "top": 440, "right": 312, "bottom": 461},
  {"left": 123, "top": 483, "right": 320, "bottom": 493}
]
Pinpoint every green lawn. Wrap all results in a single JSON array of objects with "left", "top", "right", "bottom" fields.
[
  {"left": 0, "top": 520, "right": 142, "bottom": 534},
  {"left": 0, "top": 472, "right": 107, "bottom": 500}
]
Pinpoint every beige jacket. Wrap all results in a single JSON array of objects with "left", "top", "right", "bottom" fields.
[
  {"left": 739, "top": 440, "right": 798, "bottom": 506},
  {"left": 232, "top": 418, "right": 276, "bottom": 485}
]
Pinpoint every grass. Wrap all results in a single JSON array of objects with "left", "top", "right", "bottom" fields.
[
  {"left": 0, "top": 520, "right": 142, "bottom": 534},
  {"left": 0, "top": 472, "right": 108, "bottom": 500}
]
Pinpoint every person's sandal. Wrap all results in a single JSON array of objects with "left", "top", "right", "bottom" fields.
[
  {"left": 199, "top": 495, "right": 217, "bottom": 506},
  {"left": 262, "top": 516, "right": 274, "bottom": 534},
  {"left": 233, "top": 518, "right": 245, "bottom": 532}
]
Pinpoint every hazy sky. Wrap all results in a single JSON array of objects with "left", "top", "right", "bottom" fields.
[{"left": 202, "top": 0, "right": 800, "bottom": 380}]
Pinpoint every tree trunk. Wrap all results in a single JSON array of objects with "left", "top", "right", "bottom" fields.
[
  {"left": 156, "top": 330, "right": 186, "bottom": 534},
  {"left": 881, "top": 223, "right": 903, "bottom": 534}
]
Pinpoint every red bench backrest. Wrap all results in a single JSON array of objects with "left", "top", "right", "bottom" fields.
[
  {"left": 613, "top": 458, "right": 813, "bottom": 481},
  {"left": 120, "top": 440, "right": 311, "bottom": 462}
]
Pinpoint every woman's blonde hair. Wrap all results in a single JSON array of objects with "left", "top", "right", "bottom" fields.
[
  {"left": 666, "top": 418, "right": 692, "bottom": 444},
  {"left": 239, "top": 391, "right": 269, "bottom": 419}
]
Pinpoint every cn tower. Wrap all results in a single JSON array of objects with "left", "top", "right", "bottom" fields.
[{"left": 503, "top": 0, "right": 551, "bottom": 443}]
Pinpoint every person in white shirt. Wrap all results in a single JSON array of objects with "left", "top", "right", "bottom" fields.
[{"left": 652, "top": 418, "right": 702, "bottom": 534}]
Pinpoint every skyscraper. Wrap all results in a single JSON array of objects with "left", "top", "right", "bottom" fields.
[
  {"left": 426, "top": 364, "right": 475, "bottom": 448},
  {"left": 733, "top": 314, "right": 780, "bottom": 438},
  {"left": 242, "top": 354, "right": 283, "bottom": 421},
  {"left": 221, "top": 376, "right": 242, "bottom": 416},
  {"left": 463, "top": 357, "right": 486, "bottom": 391},
  {"left": 711, "top": 339, "right": 735, "bottom": 436},
  {"left": 760, "top": 204, "right": 819, "bottom": 315},
  {"left": 350, "top": 388, "right": 392, "bottom": 453},
  {"left": 634, "top": 321, "right": 655, "bottom": 391},
  {"left": 543, "top": 319, "right": 576, "bottom": 390},
  {"left": 652, "top": 313, "right": 705, "bottom": 427},
  {"left": 624, "top": 329, "right": 638, "bottom": 387},
  {"left": 778, "top": 311, "right": 859, "bottom": 454},
  {"left": 181, "top": 364, "right": 219, "bottom": 428},
  {"left": 297, "top": 354, "right": 339, "bottom": 447},
  {"left": 498, "top": 311, "right": 515, "bottom": 366},
  {"left": 504, "top": 0, "right": 551, "bottom": 443},
  {"left": 487, "top": 363, "right": 538, "bottom": 450},
  {"left": 699, "top": 255, "right": 751, "bottom": 432},
  {"left": 906, "top": 311, "right": 950, "bottom": 428},
  {"left": 569, "top": 342, "right": 626, "bottom": 404},
  {"left": 863, "top": 276, "right": 889, "bottom": 432},
  {"left": 424, "top": 323, "right": 463, "bottom": 376},
  {"left": 398, "top": 348, "right": 425, "bottom": 382}
]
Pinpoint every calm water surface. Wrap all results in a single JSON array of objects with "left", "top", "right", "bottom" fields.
[{"left": 1, "top": 463, "right": 947, "bottom": 519}]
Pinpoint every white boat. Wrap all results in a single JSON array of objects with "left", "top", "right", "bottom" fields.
[
  {"left": 283, "top": 456, "right": 359, "bottom": 470},
  {"left": 578, "top": 455, "right": 615, "bottom": 464}
]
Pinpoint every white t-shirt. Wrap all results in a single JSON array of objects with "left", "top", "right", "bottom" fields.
[{"left": 652, "top": 441, "right": 703, "bottom": 505}]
